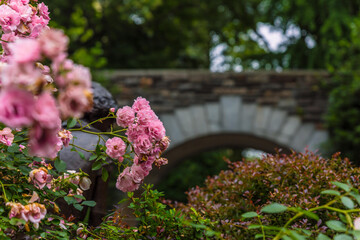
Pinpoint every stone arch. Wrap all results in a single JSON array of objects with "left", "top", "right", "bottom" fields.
[{"left": 146, "top": 95, "right": 329, "bottom": 184}]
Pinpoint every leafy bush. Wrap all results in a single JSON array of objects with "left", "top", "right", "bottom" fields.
[
  {"left": 87, "top": 184, "right": 220, "bottom": 239},
  {"left": 176, "top": 151, "right": 360, "bottom": 239}
]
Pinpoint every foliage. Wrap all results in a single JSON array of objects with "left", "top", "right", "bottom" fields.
[
  {"left": 176, "top": 151, "right": 360, "bottom": 239},
  {"left": 156, "top": 148, "right": 243, "bottom": 202},
  {"left": 86, "top": 184, "right": 220, "bottom": 239},
  {"left": 244, "top": 181, "right": 360, "bottom": 239}
]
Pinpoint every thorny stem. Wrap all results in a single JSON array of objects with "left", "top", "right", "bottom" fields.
[{"left": 69, "top": 143, "right": 94, "bottom": 153}]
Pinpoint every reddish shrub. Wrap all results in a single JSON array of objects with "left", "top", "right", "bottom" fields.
[{"left": 177, "top": 151, "right": 360, "bottom": 239}]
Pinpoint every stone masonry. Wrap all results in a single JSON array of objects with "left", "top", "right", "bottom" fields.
[{"left": 102, "top": 70, "right": 330, "bottom": 157}]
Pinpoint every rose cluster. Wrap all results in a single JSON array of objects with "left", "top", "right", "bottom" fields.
[
  {"left": 106, "top": 97, "right": 170, "bottom": 192},
  {"left": 0, "top": 0, "right": 50, "bottom": 62},
  {"left": 6, "top": 202, "right": 47, "bottom": 229},
  {"left": 0, "top": 27, "right": 91, "bottom": 158}
]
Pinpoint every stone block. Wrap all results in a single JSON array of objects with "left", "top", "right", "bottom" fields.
[
  {"left": 277, "top": 116, "right": 301, "bottom": 145},
  {"left": 239, "top": 103, "right": 256, "bottom": 133},
  {"left": 307, "top": 130, "right": 329, "bottom": 153},
  {"left": 220, "top": 95, "right": 242, "bottom": 131},
  {"left": 190, "top": 105, "right": 208, "bottom": 136},
  {"left": 290, "top": 123, "right": 315, "bottom": 151},
  {"left": 254, "top": 106, "right": 272, "bottom": 136},
  {"left": 266, "top": 109, "right": 287, "bottom": 139},
  {"left": 174, "top": 108, "right": 196, "bottom": 138},
  {"left": 205, "top": 102, "right": 221, "bottom": 133},
  {"left": 159, "top": 113, "right": 186, "bottom": 147}
]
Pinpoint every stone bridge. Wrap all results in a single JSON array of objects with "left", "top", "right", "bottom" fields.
[{"left": 103, "top": 70, "right": 330, "bottom": 181}]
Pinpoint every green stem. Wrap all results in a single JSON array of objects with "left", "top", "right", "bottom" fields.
[
  {"left": 0, "top": 180, "right": 8, "bottom": 202},
  {"left": 69, "top": 144, "right": 94, "bottom": 153},
  {"left": 257, "top": 215, "right": 266, "bottom": 240}
]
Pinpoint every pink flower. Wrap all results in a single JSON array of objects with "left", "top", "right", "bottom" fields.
[
  {"left": 106, "top": 137, "right": 126, "bottom": 161},
  {"left": 159, "top": 136, "right": 170, "bottom": 152},
  {"left": 0, "top": 127, "right": 14, "bottom": 146},
  {"left": 116, "top": 167, "right": 140, "bottom": 192},
  {"left": 116, "top": 106, "right": 135, "bottom": 128},
  {"left": 28, "top": 124, "right": 62, "bottom": 159},
  {"left": 39, "top": 29, "right": 68, "bottom": 59},
  {"left": 64, "top": 64, "right": 92, "bottom": 88},
  {"left": 145, "top": 119, "right": 165, "bottom": 141},
  {"left": 110, "top": 107, "right": 115, "bottom": 113},
  {"left": 136, "top": 109, "right": 158, "bottom": 125},
  {"left": 58, "top": 129, "right": 73, "bottom": 147},
  {"left": 22, "top": 203, "right": 47, "bottom": 229},
  {"left": 133, "top": 134, "right": 152, "bottom": 155},
  {"left": 354, "top": 217, "right": 360, "bottom": 230},
  {"left": 0, "top": 88, "right": 34, "bottom": 128},
  {"left": 1, "top": 62, "right": 43, "bottom": 87},
  {"left": 37, "top": 2, "right": 49, "bottom": 20},
  {"left": 28, "top": 15, "right": 49, "bottom": 38},
  {"left": 0, "top": 5, "right": 20, "bottom": 33},
  {"left": 6, "top": 202, "right": 25, "bottom": 220},
  {"left": 9, "top": 38, "right": 41, "bottom": 63},
  {"left": 58, "top": 86, "right": 93, "bottom": 119},
  {"left": 19, "top": 144, "right": 25, "bottom": 152},
  {"left": 132, "top": 97, "right": 151, "bottom": 112},
  {"left": 32, "top": 92, "right": 60, "bottom": 129},
  {"left": 9, "top": 0, "right": 33, "bottom": 22},
  {"left": 29, "top": 167, "right": 52, "bottom": 189},
  {"left": 130, "top": 164, "right": 149, "bottom": 184}
]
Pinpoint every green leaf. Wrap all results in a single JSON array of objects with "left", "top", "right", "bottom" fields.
[
  {"left": 332, "top": 181, "right": 351, "bottom": 192},
  {"left": 78, "top": 151, "right": 85, "bottom": 160},
  {"left": 248, "top": 225, "right": 261, "bottom": 229},
  {"left": 321, "top": 190, "right": 341, "bottom": 196},
  {"left": 73, "top": 204, "right": 83, "bottom": 211},
  {"left": 334, "top": 234, "right": 353, "bottom": 240},
  {"left": 281, "top": 236, "right": 292, "bottom": 240},
  {"left": 54, "top": 159, "right": 67, "bottom": 172},
  {"left": 255, "top": 234, "right": 264, "bottom": 239},
  {"left": 102, "top": 168, "right": 109, "bottom": 182},
  {"left": 261, "top": 203, "right": 288, "bottom": 213},
  {"left": 241, "top": 211, "right": 258, "bottom": 218},
  {"left": 89, "top": 155, "right": 98, "bottom": 161},
  {"left": 289, "top": 230, "right": 307, "bottom": 240},
  {"left": 82, "top": 201, "right": 96, "bottom": 207},
  {"left": 341, "top": 196, "right": 355, "bottom": 209},
  {"left": 300, "top": 210, "right": 319, "bottom": 221},
  {"left": 92, "top": 161, "right": 102, "bottom": 171},
  {"left": 7, "top": 144, "right": 19, "bottom": 153},
  {"left": 67, "top": 118, "right": 77, "bottom": 129},
  {"left": 326, "top": 220, "right": 347, "bottom": 232},
  {"left": 350, "top": 192, "right": 360, "bottom": 205},
  {"left": 64, "top": 196, "right": 77, "bottom": 205},
  {"left": 316, "top": 233, "right": 331, "bottom": 240},
  {"left": 9, "top": 218, "right": 26, "bottom": 225}
]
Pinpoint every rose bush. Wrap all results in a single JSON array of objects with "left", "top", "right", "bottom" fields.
[{"left": 0, "top": 0, "right": 170, "bottom": 238}]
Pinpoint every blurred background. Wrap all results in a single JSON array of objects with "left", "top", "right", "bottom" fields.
[{"left": 44, "top": 0, "right": 360, "bottom": 203}]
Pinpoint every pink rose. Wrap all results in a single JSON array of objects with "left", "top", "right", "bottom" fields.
[
  {"left": 39, "top": 29, "right": 68, "bottom": 59},
  {"left": 136, "top": 109, "right": 158, "bottom": 125},
  {"left": 28, "top": 124, "right": 62, "bottom": 159},
  {"left": 58, "top": 86, "right": 93, "bottom": 119},
  {"left": 0, "top": 88, "right": 34, "bottom": 128},
  {"left": 116, "top": 106, "right": 135, "bottom": 128},
  {"left": 132, "top": 97, "right": 151, "bottom": 112},
  {"left": 116, "top": 167, "right": 140, "bottom": 192},
  {"left": 6, "top": 202, "right": 25, "bottom": 220},
  {"left": 1, "top": 62, "right": 43, "bottom": 87},
  {"left": 29, "top": 167, "right": 52, "bottom": 189},
  {"left": 145, "top": 119, "right": 165, "bottom": 141},
  {"left": 159, "top": 136, "right": 170, "bottom": 152},
  {"left": 37, "top": 2, "right": 50, "bottom": 20},
  {"left": 32, "top": 92, "right": 60, "bottom": 129},
  {"left": 9, "top": 38, "right": 41, "bottom": 63},
  {"left": 64, "top": 64, "right": 91, "bottom": 88},
  {"left": 22, "top": 203, "right": 47, "bottom": 229},
  {"left": 130, "top": 164, "right": 149, "bottom": 184},
  {"left": 58, "top": 129, "right": 73, "bottom": 147},
  {"left": 0, "top": 127, "right": 14, "bottom": 146},
  {"left": 133, "top": 134, "right": 152, "bottom": 155},
  {"left": 105, "top": 137, "right": 126, "bottom": 161},
  {"left": 355, "top": 217, "right": 360, "bottom": 230},
  {"left": 0, "top": 5, "right": 20, "bottom": 33},
  {"left": 9, "top": 0, "right": 33, "bottom": 22}
]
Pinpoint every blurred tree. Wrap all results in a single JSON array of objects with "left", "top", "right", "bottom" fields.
[{"left": 44, "top": 0, "right": 360, "bottom": 70}]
